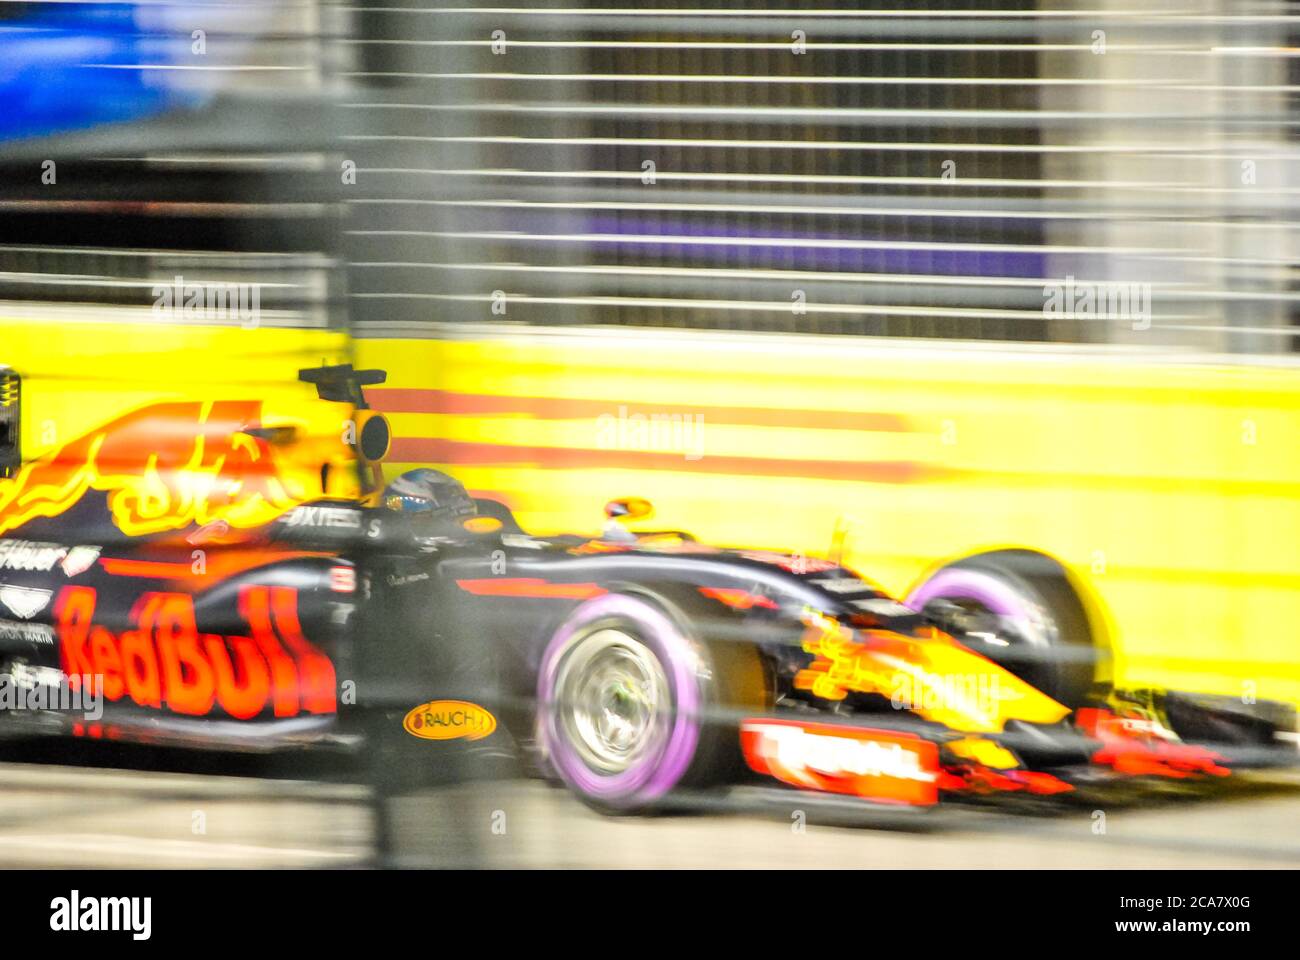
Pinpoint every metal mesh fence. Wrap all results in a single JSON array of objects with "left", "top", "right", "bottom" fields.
[
  {"left": 0, "top": 0, "right": 348, "bottom": 330},
  {"left": 343, "top": 0, "right": 1300, "bottom": 353}
]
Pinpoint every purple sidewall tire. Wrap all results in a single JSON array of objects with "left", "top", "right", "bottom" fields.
[
  {"left": 906, "top": 554, "right": 1103, "bottom": 708},
  {"left": 906, "top": 567, "right": 1035, "bottom": 630},
  {"left": 537, "top": 593, "right": 703, "bottom": 808}
]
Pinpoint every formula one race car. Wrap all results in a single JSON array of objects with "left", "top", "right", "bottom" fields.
[
  {"left": 406, "top": 481, "right": 1295, "bottom": 812},
  {"left": 0, "top": 364, "right": 1293, "bottom": 814}
]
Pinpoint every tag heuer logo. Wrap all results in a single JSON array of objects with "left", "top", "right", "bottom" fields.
[
  {"left": 0, "top": 586, "right": 52, "bottom": 620},
  {"left": 60, "top": 546, "right": 101, "bottom": 578}
]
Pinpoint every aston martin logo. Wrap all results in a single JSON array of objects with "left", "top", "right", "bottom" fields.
[
  {"left": 0, "top": 585, "right": 52, "bottom": 620},
  {"left": 60, "top": 546, "right": 100, "bottom": 578}
]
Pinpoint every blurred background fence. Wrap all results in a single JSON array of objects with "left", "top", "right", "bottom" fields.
[
  {"left": 343, "top": 0, "right": 1300, "bottom": 352},
  {"left": 6, "top": 0, "right": 1298, "bottom": 351}
]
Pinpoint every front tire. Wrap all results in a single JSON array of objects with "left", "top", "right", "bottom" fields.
[
  {"left": 906, "top": 551, "right": 1108, "bottom": 708},
  {"left": 537, "top": 590, "right": 765, "bottom": 814}
]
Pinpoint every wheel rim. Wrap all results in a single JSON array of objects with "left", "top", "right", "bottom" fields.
[
  {"left": 538, "top": 593, "right": 703, "bottom": 805},
  {"left": 554, "top": 626, "right": 673, "bottom": 776}
]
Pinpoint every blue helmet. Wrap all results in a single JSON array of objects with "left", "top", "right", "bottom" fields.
[{"left": 383, "top": 469, "right": 477, "bottom": 527}]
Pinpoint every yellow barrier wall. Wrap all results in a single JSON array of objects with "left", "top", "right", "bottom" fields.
[
  {"left": 1, "top": 318, "right": 351, "bottom": 462},
  {"left": 357, "top": 326, "right": 1300, "bottom": 708}
]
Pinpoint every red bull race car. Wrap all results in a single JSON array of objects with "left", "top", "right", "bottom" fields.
[{"left": 0, "top": 363, "right": 1292, "bottom": 814}]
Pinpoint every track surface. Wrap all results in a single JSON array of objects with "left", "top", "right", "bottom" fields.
[{"left": 0, "top": 749, "right": 1296, "bottom": 868}]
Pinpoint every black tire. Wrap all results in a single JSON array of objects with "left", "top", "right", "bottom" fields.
[
  {"left": 535, "top": 585, "right": 770, "bottom": 814},
  {"left": 907, "top": 550, "right": 1108, "bottom": 708}
]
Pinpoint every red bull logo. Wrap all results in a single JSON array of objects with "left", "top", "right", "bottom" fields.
[
  {"left": 0, "top": 401, "right": 301, "bottom": 538},
  {"left": 55, "top": 584, "right": 336, "bottom": 719}
]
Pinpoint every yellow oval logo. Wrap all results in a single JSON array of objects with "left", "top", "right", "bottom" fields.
[{"left": 403, "top": 700, "right": 497, "bottom": 741}]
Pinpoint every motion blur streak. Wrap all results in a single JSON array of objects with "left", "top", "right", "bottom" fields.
[{"left": 360, "top": 330, "right": 1300, "bottom": 709}]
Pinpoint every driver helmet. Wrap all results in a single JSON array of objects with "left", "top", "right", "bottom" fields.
[{"left": 383, "top": 468, "right": 477, "bottom": 531}]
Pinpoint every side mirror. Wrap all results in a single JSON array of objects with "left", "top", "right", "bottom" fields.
[
  {"left": 351, "top": 411, "right": 391, "bottom": 463},
  {"left": 604, "top": 498, "right": 653, "bottom": 522}
]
